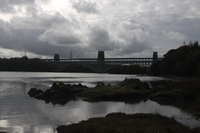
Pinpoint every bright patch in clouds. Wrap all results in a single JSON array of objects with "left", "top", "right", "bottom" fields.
[{"left": 0, "top": 0, "right": 199, "bottom": 58}]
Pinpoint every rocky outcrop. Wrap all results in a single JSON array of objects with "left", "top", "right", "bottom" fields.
[
  {"left": 28, "top": 82, "right": 88, "bottom": 104},
  {"left": 28, "top": 88, "right": 43, "bottom": 97},
  {"left": 28, "top": 78, "right": 152, "bottom": 104}
]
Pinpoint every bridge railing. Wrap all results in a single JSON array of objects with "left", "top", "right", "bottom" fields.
[
  {"left": 105, "top": 58, "right": 153, "bottom": 61},
  {"left": 42, "top": 58, "right": 163, "bottom": 62},
  {"left": 59, "top": 58, "right": 98, "bottom": 62}
]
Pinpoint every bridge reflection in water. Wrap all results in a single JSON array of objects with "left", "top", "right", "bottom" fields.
[{"left": 43, "top": 51, "right": 162, "bottom": 73}]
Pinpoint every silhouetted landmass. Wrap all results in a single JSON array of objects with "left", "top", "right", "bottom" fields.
[
  {"left": 150, "top": 79, "right": 200, "bottom": 117},
  {"left": 57, "top": 113, "right": 200, "bottom": 133},
  {"left": 0, "top": 57, "right": 55, "bottom": 72},
  {"left": 150, "top": 40, "right": 200, "bottom": 76},
  {"left": 28, "top": 78, "right": 152, "bottom": 105},
  {"left": 108, "top": 65, "right": 148, "bottom": 74}
]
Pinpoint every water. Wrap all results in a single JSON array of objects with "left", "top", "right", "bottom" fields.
[{"left": 0, "top": 72, "right": 199, "bottom": 133}]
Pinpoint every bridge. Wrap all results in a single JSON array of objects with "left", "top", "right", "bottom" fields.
[{"left": 43, "top": 51, "right": 162, "bottom": 73}]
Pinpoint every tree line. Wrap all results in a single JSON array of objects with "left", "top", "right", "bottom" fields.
[
  {"left": 0, "top": 57, "right": 55, "bottom": 72},
  {"left": 149, "top": 40, "right": 200, "bottom": 76}
]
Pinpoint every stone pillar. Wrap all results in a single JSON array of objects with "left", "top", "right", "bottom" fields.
[
  {"left": 54, "top": 54, "right": 60, "bottom": 62},
  {"left": 98, "top": 51, "right": 105, "bottom": 62},
  {"left": 96, "top": 51, "right": 105, "bottom": 73},
  {"left": 153, "top": 52, "right": 158, "bottom": 62}
]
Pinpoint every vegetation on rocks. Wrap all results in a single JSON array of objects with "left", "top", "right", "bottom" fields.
[
  {"left": 28, "top": 78, "right": 152, "bottom": 104},
  {"left": 28, "top": 82, "right": 88, "bottom": 104},
  {"left": 78, "top": 78, "right": 151, "bottom": 102}
]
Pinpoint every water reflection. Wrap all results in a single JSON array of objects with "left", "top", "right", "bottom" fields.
[
  {"left": 1, "top": 97, "right": 200, "bottom": 133},
  {"left": 38, "top": 99, "right": 200, "bottom": 128}
]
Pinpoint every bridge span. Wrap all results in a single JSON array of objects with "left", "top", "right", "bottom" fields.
[{"left": 43, "top": 51, "right": 162, "bottom": 73}]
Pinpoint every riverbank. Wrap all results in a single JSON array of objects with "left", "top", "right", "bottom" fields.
[{"left": 57, "top": 112, "right": 200, "bottom": 133}]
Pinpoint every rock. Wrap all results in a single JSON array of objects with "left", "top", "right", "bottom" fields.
[
  {"left": 96, "top": 82, "right": 105, "bottom": 87},
  {"left": 77, "top": 83, "right": 81, "bottom": 87},
  {"left": 28, "top": 88, "right": 43, "bottom": 97},
  {"left": 28, "top": 82, "right": 89, "bottom": 105},
  {"left": 51, "top": 82, "right": 58, "bottom": 89},
  {"left": 134, "top": 85, "right": 141, "bottom": 90},
  {"left": 143, "top": 82, "right": 150, "bottom": 89}
]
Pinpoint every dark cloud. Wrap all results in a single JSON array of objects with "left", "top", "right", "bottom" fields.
[
  {"left": 0, "top": 0, "right": 35, "bottom": 13},
  {"left": 39, "top": 29, "right": 81, "bottom": 46},
  {"left": 0, "top": 13, "right": 82, "bottom": 58},
  {"left": 88, "top": 26, "right": 114, "bottom": 51},
  {"left": 0, "top": 25, "right": 83, "bottom": 58},
  {"left": 85, "top": 18, "right": 151, "bottom": 57},
  {"left": 0, "top": 0, "right": 200, "bottom": 58},
  {"left": 72, "top": 0, "right": 99, "bottom": 14},
  {"left": 8, "top": 12, "right": 67, "bottom": 30}
]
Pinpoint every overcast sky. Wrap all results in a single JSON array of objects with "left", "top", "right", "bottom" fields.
[{"left": 0, "top": 0, "right": 199, "bottom": 59}]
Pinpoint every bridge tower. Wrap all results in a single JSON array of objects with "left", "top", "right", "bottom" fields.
[
  {"left": 153, "top": 52, "right": 158, "bottom": 62},
  {"left": 54, "top": 54, "right": 60, "bottom": 62},
  {"left": 96, "top": 51, "right": 105, "bottom": 73},
  {"left": 98, "top": 51, "right": 105, "bottom": 61}
]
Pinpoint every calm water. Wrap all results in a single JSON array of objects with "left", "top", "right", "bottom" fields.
[{"left": 0, "top": 72, "right": 199, "bottom": 133}]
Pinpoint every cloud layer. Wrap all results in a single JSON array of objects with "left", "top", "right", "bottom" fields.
[{"left": 0, "top": 0, "right": 199, "bottom": 58}]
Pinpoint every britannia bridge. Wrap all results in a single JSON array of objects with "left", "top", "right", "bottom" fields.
[{"left": 43, "top": 51, "right": 162, "bottom": 73}]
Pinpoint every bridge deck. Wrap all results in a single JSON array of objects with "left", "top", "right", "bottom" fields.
[{"left": 43, "top": 58, "right": 162, "bottom": 62}]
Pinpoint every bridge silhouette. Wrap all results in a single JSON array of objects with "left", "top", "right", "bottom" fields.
[{"left": 43, "top": 51, "right": 162, "bottom": 73}]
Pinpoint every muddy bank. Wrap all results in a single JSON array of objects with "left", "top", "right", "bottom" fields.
[{"left": 57, "top": 112, "right": 200, "bottom": 133}]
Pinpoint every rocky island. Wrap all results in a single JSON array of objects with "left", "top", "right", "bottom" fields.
[{"left": 28, "top": 78, "right": 151, "bottom": 104}]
